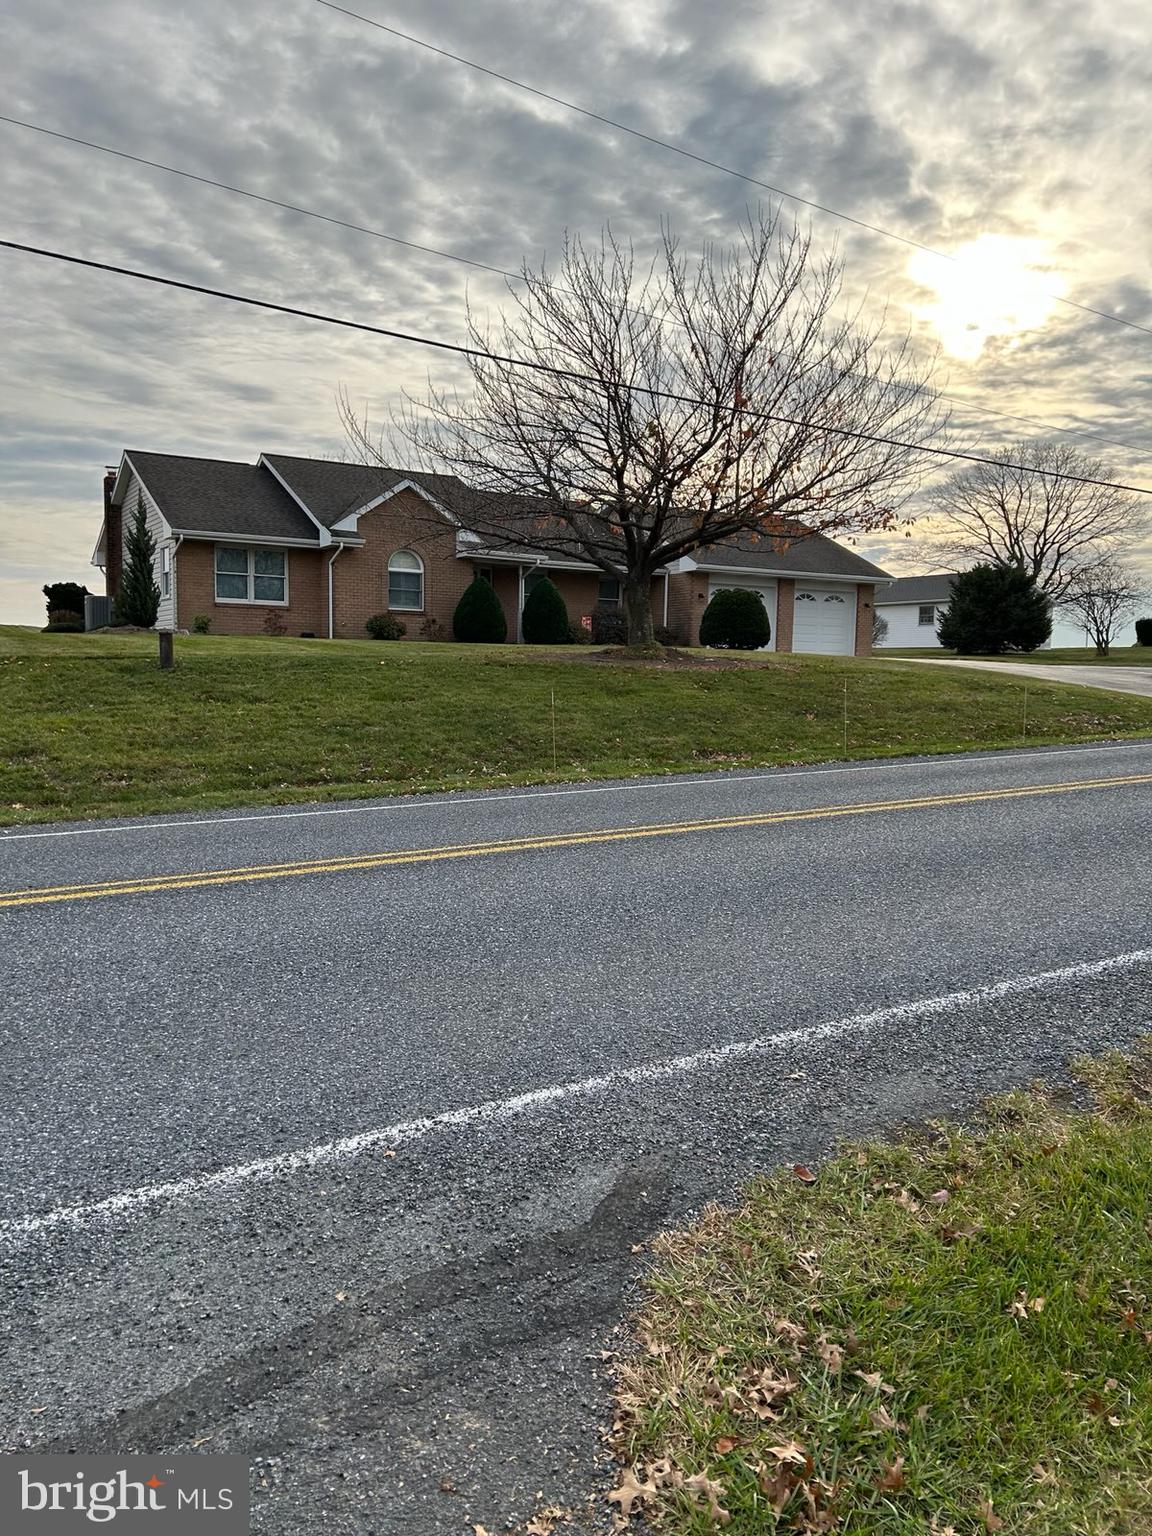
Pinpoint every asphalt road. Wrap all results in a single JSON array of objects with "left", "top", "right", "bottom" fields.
[{"left": 3, "top": 740, "right": 1152, "bottom": 1534}]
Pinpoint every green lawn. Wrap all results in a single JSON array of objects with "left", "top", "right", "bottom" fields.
[
  {"left": 3, "top": 626, "right": 1152, "bottom": 826},
  {"left": 613, "top": 1047, "right": 1152, "bottom": 1534},
  {"left": 882, "top": 646, "right": 1152, "bottom": 666}
]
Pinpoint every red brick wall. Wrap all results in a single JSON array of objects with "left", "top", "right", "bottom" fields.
[
  {"left": 775, "top": 579, "right": 795, "bottom": 652},
  {"left": 666, "top": 571, "right": 708, "bottom": 644},
  {"left": 854, "top": 582, "right": 876, "bottom": 656},
  {"left": 331, "top": 490, "right": 467, "bottom": 640},
  {"left": 175, "top": 541, "right": 325, "bottom": 635}
]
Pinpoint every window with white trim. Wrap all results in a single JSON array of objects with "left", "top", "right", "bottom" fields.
[
  {"left": 918, "top": 604, "right": 937, "bottom": 625},
  {"left": 161, "top": 546, "right": 171, "bottom": 597},
  {"left": 388, "top": 550, "right": 424, "bottom": 610},
  {"left": 597, "top": 576, "right": 621, "bottom": 606},
  {"left": 214, "top": 546, "right": 288, "bottom": 603}
]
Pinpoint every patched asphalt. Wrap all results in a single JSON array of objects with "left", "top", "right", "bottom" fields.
[{"left": 2, "top": 740, "right": 1151, "bottom": 1534}]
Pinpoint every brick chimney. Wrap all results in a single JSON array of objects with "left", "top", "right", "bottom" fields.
[{"left": 103, "top": 466, "right": 122, "bottom": 599}]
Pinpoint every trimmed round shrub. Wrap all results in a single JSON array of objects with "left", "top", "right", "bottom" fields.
[
  {"left": 699, "top": 588, "right": 771, "bottom": 650},
  {"left": 937, "top": 563, "right": 1051, "bottom": 654},
  {"left": 453, "top": 576, "right": 508, "bottom": 643},
  {"left": 1136, "top": 617, "right": 1152, "bottom": 647},
  {"left": 42, "top": 618, "right": 84, "bottom": 633},
  {"left": 366, "top": 613, "right": 407, "bottom": 640},
  {"left": 521, "top": 576, "right": 570, "bottom": 644}
]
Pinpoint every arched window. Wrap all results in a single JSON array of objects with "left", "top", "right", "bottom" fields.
[{"left": 388, "top": 550, "right": 424, "bottom": 611}]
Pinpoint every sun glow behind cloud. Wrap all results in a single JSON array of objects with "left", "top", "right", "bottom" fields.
[{"left": 908, "top": 235, "right": 1067, "bottom": 359}]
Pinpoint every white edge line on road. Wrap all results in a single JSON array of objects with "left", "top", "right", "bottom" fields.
[
  {"left": 4, "top": 945, "right": 1149, "bottom": 1243},
  {"left": 2, "top": 739, "right": 1150, "bottom": 843}
]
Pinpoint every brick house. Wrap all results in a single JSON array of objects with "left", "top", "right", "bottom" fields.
[{"left": 93, "top": 450, "right": 890, "bottom": 654}]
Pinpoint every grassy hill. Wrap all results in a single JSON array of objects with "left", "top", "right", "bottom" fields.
[{"left": 3, "top": 627, "right": 1151, "bottom": 825}]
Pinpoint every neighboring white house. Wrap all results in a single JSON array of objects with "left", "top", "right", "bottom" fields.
[
  {"left": 874, "top": 571, "right": 1096, "bottom": 649},
  {"left": 873, "top": 574, "right": 955, "bottom": 648}
]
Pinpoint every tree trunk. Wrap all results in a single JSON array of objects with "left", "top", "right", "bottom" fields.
[{"left": 623, "top": 577, "right": 656, "bottom": 648}]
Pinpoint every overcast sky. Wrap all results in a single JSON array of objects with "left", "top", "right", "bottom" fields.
[{"left": 2, "top": 0, "right": 1151, "bottom": 624}]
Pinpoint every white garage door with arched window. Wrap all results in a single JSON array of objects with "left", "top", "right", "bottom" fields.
[
  {"left": 388, "top": 550, "right": 424, "bottom": 611},
  {"left": 792, "top": 583, "right": 856, "bottom": 654}
]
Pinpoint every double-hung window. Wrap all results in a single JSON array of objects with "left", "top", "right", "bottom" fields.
[
  {"left": 918, "top": 604, "right": 937, "bottom": 626},
  {"left": 161, "top": 546, "right": 171, "bottom": 597},
  {"left": 598, "top": 576, "right": 621, "bottom": 606},
  {"left": 214, "top": 546, "right": 288, "bottom": 604}
]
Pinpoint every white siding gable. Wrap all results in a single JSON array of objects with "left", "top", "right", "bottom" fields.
[{"left": 117, "top": 463, "right": 175, "bottom": 630}]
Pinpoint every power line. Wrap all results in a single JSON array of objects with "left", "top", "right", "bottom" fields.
[
  {"left": 0, "top": 113, "right": 518, "bottom": 284},
  {"left": 315, "top": 0, "right": 1152, "bottom": 342},
  {"left": 3, "top": 113, "right": 1147, "bottom": 461},
  {"left": 4, "top": 235, "right": 1150, "bottom": 497}
]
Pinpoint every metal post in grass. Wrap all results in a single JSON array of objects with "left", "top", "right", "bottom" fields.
[
  {"left": 158, "top": 630, "right": 174, "bottom": 670},
  {"left": 842, "top": 677, "right": 848, "bottom": 758},
  {"left": 1022, "top": 683, "right": 1028, "bottom": 744},
  {"left": 551, "top": 688, "right": 558, "bottom": 773}
]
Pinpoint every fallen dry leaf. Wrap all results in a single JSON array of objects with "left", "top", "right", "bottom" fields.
[
  {"left": 606, "top": 1467, "right": 656, "bottom": 1522},
  {"left": 764, "top": 1441, "right": 808, "bottom": 1466},
  {"left": 816, "top": 1335, "right": 843, "bottom": 1374},
  {"left": 877, "top": 1457, "right": 906, "bottom": 1492},
  {"left": 869, "top": 1404, "right": 899, "bottom": 1432},
  {"left": 979, "top": 1499, "right": 1004, "bottom": 1530},
  {"left": 191, "top": 1435, "right": 214, "bottom": 1448},
  {"left": 682, "top": 1471, "right": 731, "bottom": 1526},
  {"left": 855, "top": 1371, "right": 895, "bottom": 1395},
  {"left": 929, "top": 1189, "right": 950, "bottom": 1205},
  {"left": 712, "top": 1436, "right": 740, "bottom": 1455}
]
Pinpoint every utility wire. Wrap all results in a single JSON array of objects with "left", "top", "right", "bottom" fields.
[
  {"left": 2, "top": 113, "right": 1146, "bottom": 461},
  {"left": 0, "top": 113, "right": 518, "bottom": 283},
  {"left": 3, "top": 236, "right": 1150, "bottom": 496},
  {"left": 315, "top": 0, "right": 1152, "bottom": 341}
]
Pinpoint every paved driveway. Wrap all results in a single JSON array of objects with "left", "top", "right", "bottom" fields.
[
  {"left": 3, "top": 742, "right": 1152, "bottom": 1533},
  {"left": 893, "top": 657, "right": 1152, "bottom": 698}
]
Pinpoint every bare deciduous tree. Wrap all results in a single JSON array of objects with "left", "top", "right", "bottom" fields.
[
  {"left": 932, "top": 441, "right": 1145, "bottom": 604},
  {"left": 1060, "top": 561, "right": 1148, "bottom": 656},
  {"left": 343, "top": 213, "right": 948, "bottom": 646}
]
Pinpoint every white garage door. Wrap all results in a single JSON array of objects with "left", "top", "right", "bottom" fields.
[
  {"left": 706, "top": 577, "right": 777, "bottom": 650},
  {"left": 792, "top": 584, "right": 856, "bottom": 655}
]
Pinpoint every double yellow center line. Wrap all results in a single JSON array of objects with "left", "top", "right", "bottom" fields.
[{"left": 1, "top": 771, "right": 1149, "bottom": 911}]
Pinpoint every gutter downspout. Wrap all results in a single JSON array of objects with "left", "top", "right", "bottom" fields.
[
  {"left": 170, "top": 533, "right": 183, "bottom": 627},
  {"left": 662, "top": 571, "right": 669, "bottom": 628},
  {"left": 327, "top": 544, "right": 344, "bottom": 639}
]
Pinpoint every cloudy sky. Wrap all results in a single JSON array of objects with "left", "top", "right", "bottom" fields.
[{"left": 2, "top": 0, "right": 1151, "bottom": 624}]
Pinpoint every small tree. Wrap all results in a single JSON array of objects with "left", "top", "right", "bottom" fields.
[
  {"left": 521, "top": 576, "right": 569, "bottom": 643},
  {"left": 114, "top": 493, "right": 160, "bottom": 627},
  {"left": 699, "top": 588, "right": 771, "bottom": 649},
  {"left": 1060, "top": 562, "right": 1147, "bottom": 657},
  {"left": 871, "top": 610, "right": 889, "bottom": 647},
  {"left": 937, "top": 564, "right": 1051, "bottom": 655},
  {"left": 1136, "top": 618, "right": 1152, "bottom": 647},
  {"left": 42, "top": 581, "right": 88, "bottom": 620},
  {"left": 453, "top": 575, "right": 508, "bottom": 642}
]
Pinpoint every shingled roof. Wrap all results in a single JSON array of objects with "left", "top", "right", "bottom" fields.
[
  {"left": 113, "top": 449, "right": 892, "bottom": 585},
  {"left": 123, "top": 452, "right": 317, "bottom": 541},
  {"left": 689, "top": 528, "right": 890, "bottom": 581},
  {"left": 260, "top": 455, "right": 468, "bottom": 530},
  {"left": 874, "top": 573, "right": 958, "bottom": 605}
]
